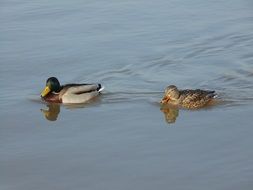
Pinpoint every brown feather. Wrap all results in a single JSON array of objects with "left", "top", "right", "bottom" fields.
[
  {"left": 180, "top": 89, "right": 215, "bottom": 109},
  {"left": 161, "top": 86, "right": 216, "bottom": 109},
  {"left": 42, "top": 92, "right": 62, "bottom": 103}
]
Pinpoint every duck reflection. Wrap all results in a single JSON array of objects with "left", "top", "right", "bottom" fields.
[
  {"left": 40, "top": 103, "right": 60, "bottom": 121},
  {"left": 40, "top": 97, "right": 102, "bottom": 121},
  {"left": 160, "top": 105, "right": 179, "bottom": 124}
]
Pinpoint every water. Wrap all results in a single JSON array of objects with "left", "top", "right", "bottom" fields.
[{"left": 1, "top": 0, "right": 253, "bottom": 189}]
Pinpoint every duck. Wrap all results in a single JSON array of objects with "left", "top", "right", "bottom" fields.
[
  {"left": 160, "top": 85, "right": 217, "bottom": 109},
  {"left": 40, "top": 77, "right": 104, "bottom": 104}
]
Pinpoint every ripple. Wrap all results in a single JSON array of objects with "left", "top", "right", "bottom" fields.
[
  {"left": 181, "top": 31, "right": 253, "bottom": 59},
  {"left": 101, "top": 90, "right": 162, "bottom": 104}
]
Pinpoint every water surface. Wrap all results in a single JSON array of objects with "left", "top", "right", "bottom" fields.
[{"left": 1, "top": 0, "right": 253, "bottom": 190}]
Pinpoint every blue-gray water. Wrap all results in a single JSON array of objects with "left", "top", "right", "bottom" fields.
[{"left": 1, "top": 1, "right": 253, "bottom": 190}]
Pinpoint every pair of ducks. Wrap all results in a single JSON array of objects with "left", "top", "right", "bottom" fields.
[{"left": 41, "top": 77, "right": 217, "bottom": 109}]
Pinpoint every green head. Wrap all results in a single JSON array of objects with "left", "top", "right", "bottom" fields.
[{"left": 41, "top": 77, "right": 61, "bottom": 97}]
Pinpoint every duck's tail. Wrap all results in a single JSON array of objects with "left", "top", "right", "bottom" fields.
[
  {"left": 97, "top": 84, "right": 105, "bottom": 92},
  {"left": 207, "top": 90, "right": 217, "bottom": 98}
]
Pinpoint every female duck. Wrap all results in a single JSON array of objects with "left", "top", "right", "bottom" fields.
[
  {"left": 41, "top": 77, "right": 104, "bottom": 104},
  {"left": 161, "top": 85, "right": 217, "bottom": 109}
]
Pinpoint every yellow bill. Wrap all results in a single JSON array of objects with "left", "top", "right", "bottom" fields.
[{"left": 41, "top": 86, "right": 51, "bottom": 97}]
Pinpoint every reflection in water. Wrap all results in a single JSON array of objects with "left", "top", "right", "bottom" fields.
[
  {"left": 39, "top": 97, "right": 102, "bottom": 121},
  {"left": 41, "top": 104, "right": 60, "bottom": 121},
  {"left": 160, "top": 101, "right": 222, "bottom": 124},
  {"left": 160, "top": 105, "right": 179, "bottom": 124}
]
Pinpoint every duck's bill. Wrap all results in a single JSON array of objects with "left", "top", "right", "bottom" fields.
[
  {"left": 41, "top": 86, "right": 51, "bottom": 97},
  {"left": 160, "top": 97, "right": 170, "bottom": 104}
]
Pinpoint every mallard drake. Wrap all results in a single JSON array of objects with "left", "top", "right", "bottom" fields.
[
  {"left": 161, "top": 85, "right": 217, "bottom": 109},
  {"left": 41, "top": 77, "right": 104, "bottom": 104}
]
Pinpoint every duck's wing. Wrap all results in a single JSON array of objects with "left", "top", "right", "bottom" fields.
[
  {"left": 180, "top": 89, "right": 216, "bottom": 108},
  {"left": 63, "top": 83, "right": 103, "bottom": 94},
  {"left": 60, "top": 84, "right": 104, "bottom": 104}
]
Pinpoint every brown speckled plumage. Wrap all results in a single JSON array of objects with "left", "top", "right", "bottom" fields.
[{"left": 161, "top": 85, "right": 216, "bottom": 109}]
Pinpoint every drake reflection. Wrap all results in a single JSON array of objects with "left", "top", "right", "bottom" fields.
[
  {"left": 40, "top": 99, "right": 102, "bottom": 121},
  {"left": 41, "top": 103, "right": 60, "bottom": 121},
  {"left": 160, "top": 105, "right": 179, "bottom": 124}
]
